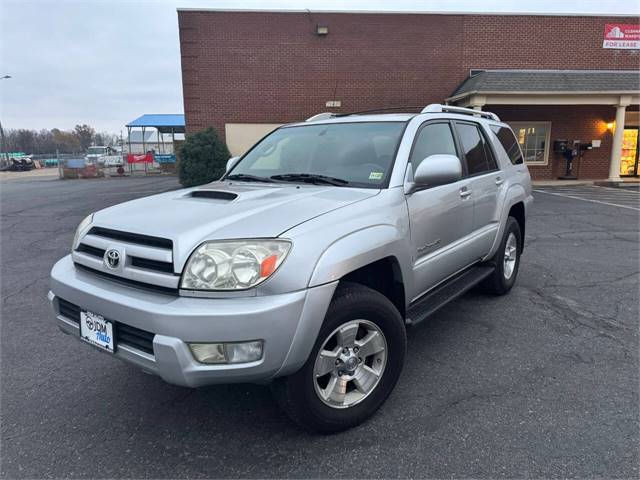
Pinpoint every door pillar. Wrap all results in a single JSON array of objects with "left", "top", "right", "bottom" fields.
[{"left": 609, "top": 97, "right": 631, "bottom": 180}]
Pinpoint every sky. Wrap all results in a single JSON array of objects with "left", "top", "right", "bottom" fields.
[{"left": 1, "top": 0, "right": 639, "bottom": 134}]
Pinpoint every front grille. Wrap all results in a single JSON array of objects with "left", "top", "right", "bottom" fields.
[
  {"left": 130, "top": 257, "right": 174, "bottom": 274},
  {"left": 58, "top": 298, "right": 81, "bottom": 324},
  {"left": 116, "top": 323, "right": 155, "bottom": 355},
  {"left": 76, "top": 243, "right": 173, "bottom": 275},
  {"left": 57, "top": 297, "right": 155, "bottom": 355},
  {"left": 73, "top": 226, "right": 178, "bottom": 291},
  {"left": 88, "top": 227, "right": 173, "bottom": 249},
  {"left": 76, "top": 243, "right": 105, "bottom": 258}
]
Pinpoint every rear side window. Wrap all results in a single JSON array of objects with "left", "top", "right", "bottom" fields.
[
  {"left": 490, "top": 125, "right": 524, "bottom": 165},
  {"left": 409, "top": 123, "right": 457, "bottom": 170},
  {"left": 455, "top": 122, "right": 497, "bottom": 176}
]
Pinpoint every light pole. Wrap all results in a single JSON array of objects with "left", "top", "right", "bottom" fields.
[{"left": 0, "top": 75, "right": 12, "bottom": 165}]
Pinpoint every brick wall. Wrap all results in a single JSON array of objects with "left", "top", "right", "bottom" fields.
[
  {"left": 491, "top": 105, "right": 616, "bottom": 179},
  {"left": 178, "top": 11, "right": 466, "bottom": 135},
  {"left": 461, "top": 15, "right": 639, "bottom": 72},
  {"left": 178, "top": 10, "right": 639, "bottom": 179}
]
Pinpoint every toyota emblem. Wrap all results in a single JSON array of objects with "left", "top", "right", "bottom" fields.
[{"left": 104, "top": 249, "right": 121, "bottom": 269}]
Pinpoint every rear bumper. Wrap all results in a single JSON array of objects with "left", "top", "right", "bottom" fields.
[{"left": 50, "top": 255, "right": 336, "bottom": 387}]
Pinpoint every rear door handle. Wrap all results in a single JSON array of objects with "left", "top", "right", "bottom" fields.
[{"left": 495, "top": 176, "right": 504, "bottom": 186}]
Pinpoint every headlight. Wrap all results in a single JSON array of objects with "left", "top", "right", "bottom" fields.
[
  {"left": 72, "top": 214, "right": 93, "bottom": 250},
  {"left": 180, "top": 240, "right": 291, "bottom": 291}
]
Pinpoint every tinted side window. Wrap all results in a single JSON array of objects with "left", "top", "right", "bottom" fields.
[
  {"left": 456, "top": 122, "right": 493, "bottom": 175},
  {"left": 410, "top": 123, "right": 457, "bottom": 170},
  {"left": 490, "top": 125, "right": 524, "bottom": 165}
]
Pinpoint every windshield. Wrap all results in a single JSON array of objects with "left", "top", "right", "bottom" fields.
[
  {"left": 228, "top": 122, "right": 406, "bottom": 188},
  {"left": 87, "top": 147, "right": 106, "bottom": 155}
]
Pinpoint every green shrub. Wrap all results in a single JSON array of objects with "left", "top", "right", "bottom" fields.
[{"left": 178, "top": 127, "right": 231, "bottom": 187}]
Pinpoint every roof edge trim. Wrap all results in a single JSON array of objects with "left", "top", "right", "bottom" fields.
[{"left": 176, "top": 8, "right": 639, "bottom": 18}]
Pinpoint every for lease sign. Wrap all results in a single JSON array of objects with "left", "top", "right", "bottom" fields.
[{"left": 603, "top": 23, "right": 640, "bottom": 49}]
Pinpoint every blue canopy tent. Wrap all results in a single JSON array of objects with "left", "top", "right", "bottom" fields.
[{"left": 125, "top": 114, "right": 185, "bottom": 155}]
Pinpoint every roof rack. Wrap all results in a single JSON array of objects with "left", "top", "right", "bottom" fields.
[
  {"left": 306, "top": 112, "right": 336, "bottom": 122},
  {"left": 421, "top": 104, "right": 500, "bottom": 121},
  {"left": 306, "top": 106, "right": 424, "bottom": 121}
]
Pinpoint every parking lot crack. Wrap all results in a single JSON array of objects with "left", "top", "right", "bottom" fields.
[{"left": 1, "top": 279, "right": 41, "bottom": 305}]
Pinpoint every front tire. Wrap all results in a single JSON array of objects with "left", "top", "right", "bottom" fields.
[
  {"left": 482, "top": 216, "right": 522, "bottom": 295},
  {"left": 272, "top": 283, "right": 406, "bottom": 433}
]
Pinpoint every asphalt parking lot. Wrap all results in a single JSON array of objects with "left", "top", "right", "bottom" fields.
[{"left": 1, "top": 176, "right": 638, "bottom": 479}]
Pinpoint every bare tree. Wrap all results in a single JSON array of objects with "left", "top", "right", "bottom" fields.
[
  {"left": 73, "top": 124, "right": 95, "bottom": 151},
  {"left": 4, "top": 125, "right": 117, "bottom": 154}
]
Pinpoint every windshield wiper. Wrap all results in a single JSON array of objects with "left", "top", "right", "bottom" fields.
[
  {"left": 270, "top": 173, "right": 349, "bottom": 186},
  {"left": 226, "top": 173, "right": 273, "bottom": 183}
]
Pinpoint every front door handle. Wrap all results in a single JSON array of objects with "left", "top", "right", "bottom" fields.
[
  {"left": 460, "top": 187, "right": 472, "bottom": 198},
  {"left": 495, "top": 176, "right": 504, "bottom": 186}
]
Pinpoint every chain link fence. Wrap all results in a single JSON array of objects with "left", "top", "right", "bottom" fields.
[
  {"left": 49, "top": 153, "right": 178, "bottom": 179},
  {"left": 2, "top": 148, "right": 181, "bottom": 179}
]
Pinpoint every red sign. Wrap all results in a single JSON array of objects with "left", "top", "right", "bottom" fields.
[
  {"left": 603, "top": 23, "right": 640, "bottom": 49},
  {"left": 127, "top": 153, "right": 154, "bottom": 164}
]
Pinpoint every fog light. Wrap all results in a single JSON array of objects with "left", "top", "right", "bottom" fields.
[
  {"left": 225, "top": 341, "right": 263, "bottom": 363},
  {"left": 189, "top": 341, "right": 263, "bottom": 364},
  {"left": 189, "top": 343, "right": 225, "bottom": 364}
]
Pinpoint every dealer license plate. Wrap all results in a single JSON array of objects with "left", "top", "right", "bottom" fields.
[{"left": 80, "top": 310, "right": 114, "bottom": 353}]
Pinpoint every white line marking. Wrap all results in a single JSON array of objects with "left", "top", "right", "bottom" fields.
[
  {"left": 533, "top": 189, "right": 640, "bottom": 211},
  {"left": 592, "top": 185, "right": 640, "bottom": 193}
]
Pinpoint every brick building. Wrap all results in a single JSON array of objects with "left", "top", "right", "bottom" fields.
[{"left": 177, "top": 9, "right": 640, "bottom": 179}]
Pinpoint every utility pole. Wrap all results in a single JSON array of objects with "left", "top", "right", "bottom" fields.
[
  {"left": 0, "top": 119, "right": 8, "bottom": 167},
  {"left": 0, "top": 75, "right": 12, "bottom": 166}
]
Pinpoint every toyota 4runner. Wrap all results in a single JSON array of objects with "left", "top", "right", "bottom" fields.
[{"left": 49, "top": 104, "right": 533, "bottom": 432}]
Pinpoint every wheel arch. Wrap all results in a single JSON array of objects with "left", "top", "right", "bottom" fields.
[
  {"left": 340, "top": 256, "right": 406, "bottom": 317},
  {"left": 486, "top": 184, "right": 528, "bottom": 259},
  {"left": 308, "top": 225, "right": 410, "bottom": 316},
  {"left": 508, "top": 201, "right": 526, "bottom": 251}
]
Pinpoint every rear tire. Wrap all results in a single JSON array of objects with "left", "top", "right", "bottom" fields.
[
  {"left": 271, "top": 283, "right": 406, "bottom": 433},
  {"left": 481, "top": 216, "right": 522, "bottom": 295}
]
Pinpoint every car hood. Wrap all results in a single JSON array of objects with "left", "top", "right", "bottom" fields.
[{"left": 92, "top": 181, "right": 378, "bottom": 265}]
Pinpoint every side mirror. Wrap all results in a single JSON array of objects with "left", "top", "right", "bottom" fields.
[
  {"left": 412, "top": 154, "right": 462, "bottom": 189},
  {"left": 226, "top": 156, "right": 240, "bottom": 173}
]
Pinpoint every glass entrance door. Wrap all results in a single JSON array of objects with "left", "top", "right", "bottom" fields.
[{"left": 620, "top": 128, "right": 639, "bottom": 177}]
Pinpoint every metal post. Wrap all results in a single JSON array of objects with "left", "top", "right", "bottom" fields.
[
  {"left": 0, "top": 119, "right": 8, "bottom": 167},
  {"left": 127, "top": 126, "right": 132, "bottom": 175},
  {"left": 0, "top": 75, "right": 11, "bottom": 166}
]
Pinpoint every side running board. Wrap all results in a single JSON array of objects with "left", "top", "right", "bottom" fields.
[{"left": 405, "top": 265, "right": 495, "bottom": 326}]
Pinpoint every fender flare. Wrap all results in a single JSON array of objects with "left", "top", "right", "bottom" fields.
[
  {"left": 486, "top": 184, "right": 528, "bottom": 259},
  {"left": 308, "top": 224, "right": 408, "bottom": 288}
]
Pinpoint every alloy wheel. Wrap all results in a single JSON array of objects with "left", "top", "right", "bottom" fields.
[
  {"left": 503, "top": 232, "right": 518, "bottom": 279},
  {"left": 313, "top": 319, "right": 387, "bottom": 409}
]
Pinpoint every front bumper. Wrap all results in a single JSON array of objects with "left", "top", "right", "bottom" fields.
[{"left": 50, "top": 255, "right": 336, "bottom": 387}]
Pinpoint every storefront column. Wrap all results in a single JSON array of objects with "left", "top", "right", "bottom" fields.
[
  {"left": 609, "top": 98, "right": 630, "bottom": 180},
  {"left": 465, "top": 95, "right": 486, "bottom": 111}
]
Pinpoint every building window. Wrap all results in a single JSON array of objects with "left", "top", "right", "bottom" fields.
[{"left": 508, "top": 122, "right": 551, "bottom": 165}]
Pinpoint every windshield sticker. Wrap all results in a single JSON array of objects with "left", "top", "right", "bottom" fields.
[{"left": 369, "top": 171, "right": 383, "bottom": 181}]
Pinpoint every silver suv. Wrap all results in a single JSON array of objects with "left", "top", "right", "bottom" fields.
[{"left": 49, "top": 104, "right": 532, "bottom": 432}]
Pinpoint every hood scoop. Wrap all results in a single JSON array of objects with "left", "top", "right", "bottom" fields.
[{"left": 189, "top": 190, "right": 238, "bottom": 201}]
